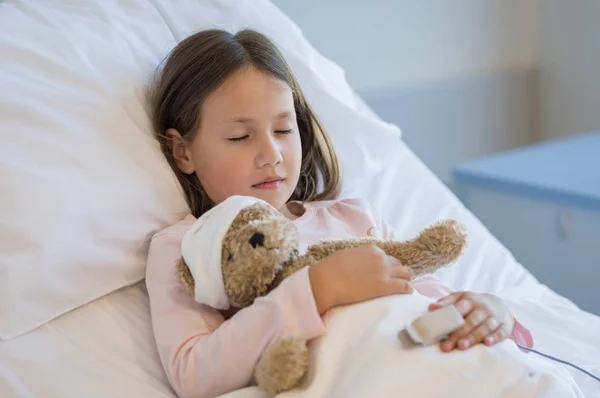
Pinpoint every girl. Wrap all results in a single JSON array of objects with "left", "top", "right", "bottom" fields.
[{"left": 145, "top": 29, "right": 533, "bottom": 398}]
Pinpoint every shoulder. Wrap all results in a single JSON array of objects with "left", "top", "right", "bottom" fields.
[
  {"left": 145, "top": 214, "right": 196, "bottom": 276},
  {"left": 305, "top": 197, "right": 374, "bottom": 214},
  {"left": 304, "top": 197, "right": 393, "bottom": 238},
  {"left": 310, "top": 197, "right": 381, "bottom": 221},
  {"left": 151, "top": 214, "right": 197, "bottom": 242},
  {"left": 304, "top": 197, "right": 381, "bottom": 226}
]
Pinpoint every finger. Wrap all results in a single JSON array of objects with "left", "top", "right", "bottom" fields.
[
  {"left": 384, "top": 278, "right": 414, "bottom": 295},
  {"left": 484, "top": 323, "right": 511, "bottom": 346},
  {"left": 441, "top": 308, "right": 487, "bottom": 351},
  {"left": 441, "top": 333, "right": 460, "bottom": 352},
  {"left": 459, "top": 315, "right": 499, "bottom": 350},
  {"left": 454, "top": 297, "right": 475, "bottom": 317},
  {"left": 429, "top": 292, "right": 465, "bottom": 311},
  {"left": 388, "top": 265, "right": 413, "bottom": 280}
]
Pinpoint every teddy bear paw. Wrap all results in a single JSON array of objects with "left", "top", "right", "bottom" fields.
[{"left": 255, "top": 336, "right": 309, "bottom": 395}]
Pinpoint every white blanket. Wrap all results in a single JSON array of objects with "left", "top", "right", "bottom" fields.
[
  {"left": 278, "top": 293, "right": 584, "bottom": 398},
  {"left": 1, "top": 282, "right": 597, "bottom": 398}
]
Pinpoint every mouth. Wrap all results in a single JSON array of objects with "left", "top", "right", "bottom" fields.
[{"left": 252, "top": 177, "right": 284, "bottom": 190}]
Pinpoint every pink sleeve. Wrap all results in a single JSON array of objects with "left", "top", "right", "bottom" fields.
[
  {"left": 372, "top": 203, "right": 534, "bottom": 349},
  {"left": 145, "top": 230, "right": 326, "bottom": 398},
  {"left": 412, "top": 274, "right": 454, "bottom": 299},
  {"left": 511, "top": 318, "right": 535, "bottom": 349}
]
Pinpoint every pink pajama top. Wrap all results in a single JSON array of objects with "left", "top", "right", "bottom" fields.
[{"left": 145, "top": 198, "right": 534, "bottom": 398}]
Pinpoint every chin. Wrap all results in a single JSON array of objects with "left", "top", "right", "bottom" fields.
[{"left": 250, "top": 190, "right": 289, "bottom": 210}]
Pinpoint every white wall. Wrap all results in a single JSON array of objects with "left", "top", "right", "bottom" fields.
[
  {"left": 363, "top": 70, "right": 534, "bottom": 184},
  {"left": 274, "top": 0, "right": 537, "bottom": 92},
  {"left": 536, "top": 0, "right": 600, "bottom": 141},
  {"left": 273, "top": 0, "right": 538, "bottom": 183}
]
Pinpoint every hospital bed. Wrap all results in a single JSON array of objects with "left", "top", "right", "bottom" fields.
[{"left": 0, "top": 1, "right": 598, "bottom": 397}]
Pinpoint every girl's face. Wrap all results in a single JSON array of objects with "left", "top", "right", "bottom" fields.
[{"left": 168, "top": 66, "right": 302, "bottom": 212}]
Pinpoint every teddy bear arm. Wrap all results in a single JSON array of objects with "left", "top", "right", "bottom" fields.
[
  {"left": 269, "top": 255, "right": 316, "bottom": 290},
  {"left": 306, "top": 238, "right": 439, "bottom": 276},
  {"left": 308, "top": 235, "right": 463, "bottom": 278},
  {"left": 376, "top": 240, "right": 452, "bottom": 277},
  {"left": 305, "top": 237, "right": 380, "bottom": 262}
]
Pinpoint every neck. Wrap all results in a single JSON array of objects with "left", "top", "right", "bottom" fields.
[{"left": 279, "top": 201, "right": 305, "bottom": 220}]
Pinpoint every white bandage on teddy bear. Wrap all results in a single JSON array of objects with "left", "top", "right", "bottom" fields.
[{"left": 181, "top": 195, "right": 271, "bottom": 310}]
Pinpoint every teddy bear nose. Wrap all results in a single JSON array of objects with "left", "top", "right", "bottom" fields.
[{"left": 249, "top": 232, "right": 265, "bottom": 248}]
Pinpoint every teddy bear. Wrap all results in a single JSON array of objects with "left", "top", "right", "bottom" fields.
[{"left": 174, "top": 195, "right": 467, "bottom": 396}]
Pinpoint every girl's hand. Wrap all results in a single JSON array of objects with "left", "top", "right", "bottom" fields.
[
  {"left": 309, "top": 244, "right": 414, "bottom": 314},
  {"left": 428, "top": 291, "right": 515, "bottom": 352}
]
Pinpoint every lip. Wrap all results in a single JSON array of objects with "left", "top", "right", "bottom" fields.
[
  {"left": 253, "top": 176, "right": 283, "bottom": 186},
  {"left": 252, "top": 176, "right": 284, "bottom": 189}
]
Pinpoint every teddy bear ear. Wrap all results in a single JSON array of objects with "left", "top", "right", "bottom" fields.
[
  {"left": 230, "top": 202, "right": 279, "bottom": 230},
  {"left": 175, "top": 256, "right": 195, "bottom": 295}
]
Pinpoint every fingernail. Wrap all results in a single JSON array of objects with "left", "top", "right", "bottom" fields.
[
  {"left": 485, "top": 336, "right": 495, "bottom": 345},
  {"left": 459, "top": 339, "right": 470, "bottom": 349}
]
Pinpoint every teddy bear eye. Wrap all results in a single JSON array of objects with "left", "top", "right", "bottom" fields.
[
  {"left": 248, "top": 232, "right": 265, "bottom": 248},
  {"left": 226, "top": 250, "right": 233, "bottom": 261}
]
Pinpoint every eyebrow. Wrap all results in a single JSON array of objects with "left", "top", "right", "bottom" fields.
[{"left": 230, "top": 111, "right": 291, "bottom": 124}]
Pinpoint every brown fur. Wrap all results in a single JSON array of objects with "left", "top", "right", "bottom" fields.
[
  {"left": 254, "top": 336, "right": 309, "bottom": 395},
  {"left": 306, "top": 220, "right": 467, "bottom": 277},
  {"left": 175, "top": 201, "right": 467, "bottom": 394}
]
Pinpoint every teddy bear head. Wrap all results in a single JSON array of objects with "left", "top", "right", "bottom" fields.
[{"left": 176, "top": 201, "right": 300, "bottom": 308}]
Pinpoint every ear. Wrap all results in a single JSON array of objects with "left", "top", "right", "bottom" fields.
[{"left": 166, "top": 128, "right": 195, "bottom": 175}]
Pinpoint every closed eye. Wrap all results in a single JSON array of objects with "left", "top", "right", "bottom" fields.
[
  {"left": 228, "top": 135, "right": 249, "bottom": 142},
  {"left": 229, "top": 130, "right": 291, "bottom": 142}
]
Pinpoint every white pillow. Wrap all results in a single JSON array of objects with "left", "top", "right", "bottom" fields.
[{"left": 0, "top": 0, "right": 403, "bottom": 340}]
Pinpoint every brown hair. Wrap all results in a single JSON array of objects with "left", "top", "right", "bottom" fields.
[{"left": 147, "top": 29, "right": 341, "bottom": 217}]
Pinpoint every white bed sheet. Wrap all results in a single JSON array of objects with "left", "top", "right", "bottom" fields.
[{"left": 1, "top": 142, "right": 599, "bottom": 398}]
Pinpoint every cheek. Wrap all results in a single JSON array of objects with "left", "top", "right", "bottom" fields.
[
  {"left": 191, "top": 141, "right": 250, "bottom": 201},
  {"left": 288, "top": 133, "right": 303, "bottom": 169}
]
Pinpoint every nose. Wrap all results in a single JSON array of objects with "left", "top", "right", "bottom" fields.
[
  {"left": 256, "top": 135, "right": 283, "bottom": 168},
  {"left": 249, "top": 232, "right": 265, "bottom": 248}
]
